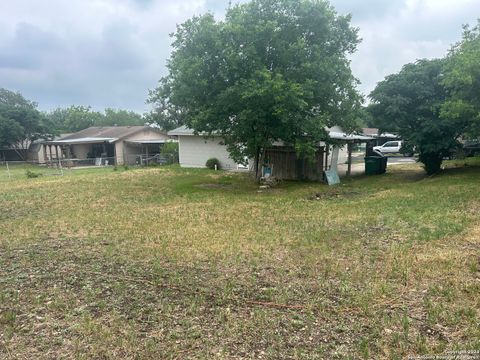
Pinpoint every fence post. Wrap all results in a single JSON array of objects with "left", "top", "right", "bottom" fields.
[
  {"left": 58, "top": 158, "right": 64, "bottom": 176},
  {"left": 6, "top": 161, "right": 11, "bottom": 179}
]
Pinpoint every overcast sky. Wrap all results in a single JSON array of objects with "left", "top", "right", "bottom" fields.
[{"left": 0, "top": 0, "right": 479, "bottom": 113}]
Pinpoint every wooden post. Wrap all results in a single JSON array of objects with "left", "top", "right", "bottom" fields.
[
  {"left": 6, "top": 161, "right": 11, "bottom": 179},
  {"left": 55, "top": 145, "right": 59, "bottom": 160},
  {"left": 347, "top": 142, "right": 353, "bottom": 176},
  {"left": 324, "top": 145, "right": 330, "bottom": 171},
  {"left": 145, "top": 144, "right": 148, "bottom": 165},
  {"left": 49, "top": 145, "right": 53, "bottom": 165},
  {"left": 41, "top": 144, "right": 47, "bottom": 164}
]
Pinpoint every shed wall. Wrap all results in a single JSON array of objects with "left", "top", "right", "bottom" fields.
[{"left": 265, "top": 147, "right": 325, "bottom": 181}]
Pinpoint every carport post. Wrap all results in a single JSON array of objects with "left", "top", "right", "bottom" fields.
[
  {"left": 42, "top": 144, "right": 47, "bottom": 164},
  {"left": 347, "top": 142, "right": 353, "bottom": 176},
  {"left": 48, "top": 145, "right": 53, "bottom": 165},
  {"left": 145, "top": 144, "right": 149, "bottom": 166}
]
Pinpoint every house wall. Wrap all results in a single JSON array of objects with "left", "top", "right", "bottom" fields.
[
  {"left": 178, "top": 135, "right": 238, "bottom": 169},
  {"left": 71, "top": 144, "right": 90, "bottom": 159},
  {"left": 126, "top": 129, "right": 169, "bottom": 142},
  {"left": 115, "top": 142, "right": 125, "bottom": 165}
]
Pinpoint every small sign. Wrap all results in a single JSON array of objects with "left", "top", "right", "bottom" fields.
[
  {"left": 324, "top": 169, "right": 340, "bottom": 185},
  {"left": 263, "top": 166, "right": 272, "bottom": 178}
]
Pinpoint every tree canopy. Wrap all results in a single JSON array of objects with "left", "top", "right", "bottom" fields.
[
  {"left": 369, "top": 21, "right": 480, "bottom": 174},
  {"left": 149, "top": 0, "right": 362, "bottom": 173},
  {"left": 0, "top": 88, "right": 53, "bottom": 152},
  {"left": 368, "top": 59, "right": 461, "bottom": 174},
  {"left": 45, "top": 106, "right": 145, "bottom": 133},
  {"left": 442, "top": 21, "right": 480, "bottom": 138}
]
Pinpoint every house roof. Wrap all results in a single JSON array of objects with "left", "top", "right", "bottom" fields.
[
  {"left": 328, "top": 131, "right": 373, "bottom": 141},
  {"left": 168, "top": 125, "right": 198, "bottom": 136},
  {"left": 362, "top": 128, "right": 400, "bottom": 139},
  {"left": 362, "top": 128, "right": 380, "bottom": 136},
  {"left": 45, "top": 126, "right": 166, "bottom": 145},
  {"left": 125, "top": 139, "right": 177, "bottom": 145},
  {"left": 169, "top": 125, "right": 374, "bottom": 142}
]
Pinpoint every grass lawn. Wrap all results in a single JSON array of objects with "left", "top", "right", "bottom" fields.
[{"left": 0, "top": 160, "right": 479, "bottom": 359}]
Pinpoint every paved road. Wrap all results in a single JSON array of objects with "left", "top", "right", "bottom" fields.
[
  {"left": 385, "top": 156, "right": 416, "bottom": 165},
  {"left": 338, "top": 155, "right": 417, "bottom": 176},
  {"left": 352, "top": 155, "right": 416, "bottom": 165}
]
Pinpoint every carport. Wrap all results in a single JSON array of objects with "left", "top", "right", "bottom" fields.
[{"left": 327, "top": 129, "right": 375, "bottom": 176}]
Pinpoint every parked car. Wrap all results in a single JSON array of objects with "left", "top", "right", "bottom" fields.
[{"left": 373, "top": 140, "right": 413, "bottom": 156}]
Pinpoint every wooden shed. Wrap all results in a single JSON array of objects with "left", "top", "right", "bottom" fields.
[{"left": 263, "top": 146, "right": 326, "bottom": 181}]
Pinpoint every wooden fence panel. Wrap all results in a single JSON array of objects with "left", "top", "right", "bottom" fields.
[{"left": 265, "top": 147, "right": 324, "bottom": 181}]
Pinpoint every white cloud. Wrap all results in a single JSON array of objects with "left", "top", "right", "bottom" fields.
[{"left": 0, "top": 0, "right": 479, "bottom": 110}]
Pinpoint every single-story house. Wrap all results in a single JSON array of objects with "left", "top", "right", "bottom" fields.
[
  {"left": 44, "top": 126, "right": 171, "bottom": 166},
  {"left": 168, "top": 125, "right": 373, "bottom": 180}
]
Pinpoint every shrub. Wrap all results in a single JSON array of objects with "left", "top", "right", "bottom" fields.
[
  {"left": 206, "top": 158, "right": 221, "bottom": 170},
  {"left": 25, "top": 170, "right": 42, "bottom": 178},
  {"left": 160, "top": 142, "right": 179, "bottom": 164}
]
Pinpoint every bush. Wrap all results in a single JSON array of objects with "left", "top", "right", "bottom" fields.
[
  {"left": 206, "top": 158, "right": 221, "bottom": 170},
  {"left": 25, "top": 170, "right": 42, "bottom": 178},
  {"left": 160, "top": 142, "right": 179, "bottom": 164}
]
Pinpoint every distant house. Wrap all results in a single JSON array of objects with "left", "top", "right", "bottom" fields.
[
  {"left": 168, "top": 125, "right": 373, "bottom": 180},
  {"left": 44, "top": 126, "right": 171, "bottom": 166},
  {"left": 362, "top": 128, "right": 399, "bottom": 145}
]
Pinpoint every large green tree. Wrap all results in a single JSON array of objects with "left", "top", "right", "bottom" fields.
[
  {"left": 0, "top": 88, "right": 52, "bottom": 156},
  {"left": 0, "top": 115, "right": 24, "bottom": 149},
  {"left": 46, "top": 105, "right": 103, "bottom": 133},
  {"left": 368, "top": 59, "right": 470, "bottom": 175},
  {"left": 149, "top": 0, "right": 362, "bottom": 175},
  {"left": 442, "top": 21, "right": 480, "bottom": 138},
  {"left": 98, "top": 108, "right": 144, "bottom": 127},
  {"left": 46, "top": 106, "right": 145, "bottom": 132}
]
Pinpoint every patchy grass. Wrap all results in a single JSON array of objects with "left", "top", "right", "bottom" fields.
[{"left": 0, "top": 161, "right": 479, "bottom": 359}]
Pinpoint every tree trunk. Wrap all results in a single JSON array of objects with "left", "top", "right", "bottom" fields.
[
  {"left": 419, "top": 152, "right": 443, "bottom": 175},
  {"left": 254, "top": 146, "right": 263, "bottom": 181}
]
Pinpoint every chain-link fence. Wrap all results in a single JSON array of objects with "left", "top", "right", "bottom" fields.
[
  {"left": 1, "top": 153, "right": 179, "bottom": 182},
  {"left": 124, "top": 153, "right": 176, "bottom": 166},
  {"left": 0, "top": 161, "right": 65, "bottom": 182}
]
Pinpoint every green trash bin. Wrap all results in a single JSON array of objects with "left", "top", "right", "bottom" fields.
[
  {"left": 380, "top": 156, "right": 388, "bottom": 174},
  {"left": 365, "top": 156, "right": 387, "bottom": 175}
]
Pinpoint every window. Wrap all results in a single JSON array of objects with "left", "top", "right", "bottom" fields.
[{"left": 383, "top": 141, "right": 398, "bottom": 147}]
